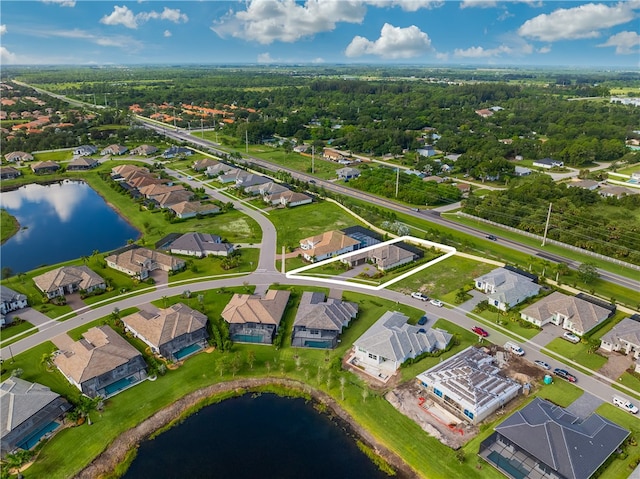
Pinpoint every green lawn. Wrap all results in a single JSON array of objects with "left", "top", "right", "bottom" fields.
[
  {"left": 0, "top": 320, "right": 37, "bottom": 346},
  {"left": 594, "top": 402, "right": 640, "bottom": 478},
  {"left": 544, "top": 337, "right": 608, "bottom": 372},
  {"left": 168, "top": 248, "right": 260, "bottom": 284},
  {"left": 268, "top": 200, "right": 364, "bottom": 249},
  {"left": 615, "top": 372, "right": 640, "bottom": 397},
  {"left": 1, "top": 208, "right": 20, "bottom": 243},
  {"left": 469, "top": 309, "right": 542, "bottom": 340},
  {"left": 33, "top": 150, "right": 73, "bottom": 162}
]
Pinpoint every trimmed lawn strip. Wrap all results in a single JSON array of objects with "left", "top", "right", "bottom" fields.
[
  {"left": 469, "top": 309, "right": 541, "bottom": 340},
  {"left": 544, "top": 337, "right": 608, "bottom": 372},
  {"left": 614, "top": 372, "right": 640, "bottom": 399},
  {"left": 66, "top": 307, "right": 139, "bottom": 341},
  {"left": 168, "top": 248, "right": 260, "bottom": 284},
  {"left": 594, "top": 402, "right": 640, "bottom": 478},
  {"left": 0, "top": 320, "right": 36, "bottom": 341}
]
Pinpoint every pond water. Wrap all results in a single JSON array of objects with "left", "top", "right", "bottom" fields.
[
  {"left": 122, "top": 394, "right": 389, "bottom": 479},
  {"left": 0, "top": 180, "right": 139, "bottom": 273}
]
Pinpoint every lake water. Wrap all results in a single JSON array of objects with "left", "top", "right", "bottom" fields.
[
  {"left": 0, "top": 180, "right": 139, "bottom": 273},
  {"left": 122, "top": 394, "right": 389, "bottom": 479}
]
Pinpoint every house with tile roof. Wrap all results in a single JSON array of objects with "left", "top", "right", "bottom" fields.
[
  {"left": 299, "top": 230, "right": 360, "bottom": 262},
  {"left": 0, "top": 378, "right": 71, "bottom": 456},
  {"left": 600, "top": 317, "right": 640, "bottom": 358},
  {"left": 169, "top": 232, "right": 233, "bottom": 257},
  {"left": 105, "top": 247, "right": 185, "bottom": 280},
  {"left": 322, "top": 148, "right": 345, "bottom": 161},
  {"left": 291, "top": 292, "right": 358, "bottom": 349},
  {"left": 168, "top": 201, "right": 221, "bottom": 219},
  {"left": 138, "top": 183, "right": 186, "bottom": 200},
  {"left": 218, "top": 169, "right": 248, "bottom": 184},
  {"left": 520, "top": 291, "right": 611, "bottom": 336},
  {"left": 131, "top": 144, "right": 158, "bottom": 156},
  {"left": 221, "top": 290, "right": 291, "bottom": 344},
  {"left": 101, "top": 144, "right": 128, "bottom": 156},
  {"left": 67, "top": 157, "right": 99, "bottom": 170},
  {"left": 31, "top": 161, "right": 60, "bottom": 175},
  {"left": 0, "top": 166, "right": 22, "bottom": 180},
  {"left": 121, "top": 303, "right": 209, "bottom": 361},
  {"left": 162, "top": 146, "right": 192, "bottom": 159},
  {"left": 342, "top": 243, "right": 419, "bottom": 271},
  {"left": 336, "top": 167, "right": 361, "bottom": 181},
  {"left": 474, "top": 267, "right": 541, "bottom": 311},
  {"left": 4, "top": 151, "right": 33, "bottom": 163},
  {"left": 193, "top": 158, "right": 219, "bottom": 171},
  {"left": 479, "top": 397, "right": 629, "bottom": 479},
  {"left": 111, "top": 164, "right": 149, "bottom": 180},
  {"left": 265, "top": 190, "right": 313, "bottom": 208},
  {"left": 33, "top": 266, "right": 106, "bottom": 300},
  {"left": 0, "top": 286, "right": 28, "bottom": 326},
  {"left": 73, "top": 145, "right": 97, "bottom": 156},
  {"left": 416, "top": 346, "right": 520, "bottom": 425},
  {"left": 235, "top": 173, "right": 271, "bottom": 189},
  {"left": 205, "top": 162, "right": 236, "bottom": 177},
  {"left": 53, "top": 325, "right": 148, "bottom": 398},
  {"left": 154, "top": 189, "right": 194, "bottom": 209},
  {"left": 353, "top": 311, "right": 452, "bottom": 377},
  {"left": 244, "top": 181, "right": 288, "bottom": 197}
]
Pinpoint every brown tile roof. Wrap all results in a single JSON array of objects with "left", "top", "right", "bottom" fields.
[
  {"left": 169, "top": 201, "right": 220, "bottom": 216},
  {"left": 122, "top": 303, "right": 208, "bottom": 348},
  {"left": 68, "top": 157, "right": 99, "bottom": 168},
  {"left": 156, "top": 189, "right": 193, "bottom": 207},
  {"left": 300, "top": 230, "right": 359, "bottom": 258},
  {"left": 222, "top": 290, "right": 290, "bottom": 326},
  {"left": 111, "top": 164, "right": 149, "bottom": 177},
  {"left": 105, "top": 248, "right": 184, "bottom": 275},
  {"left": 138, "top": 183, "right": 185, "bottom": 198},
  {"left": 53, "top": 326, "right": 142, "bottom": 383},
  {"left": 33, "top": 266, "right": 105, "bottom": 294}
]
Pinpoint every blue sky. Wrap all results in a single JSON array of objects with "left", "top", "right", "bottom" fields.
[{"left": 1, "top": 1, "right": 639, "bottom": 67}]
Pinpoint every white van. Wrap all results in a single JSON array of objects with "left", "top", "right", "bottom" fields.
[
  {"left": 504, "top": 342, "right": 525, "bottom": 356},
  {"left": 613, "top": 395, "right": 638, "bottom": 414}
]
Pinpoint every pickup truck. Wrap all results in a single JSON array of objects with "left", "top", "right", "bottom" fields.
[{"left": 504, "top": 341, "right": 525, "bottom": 356}]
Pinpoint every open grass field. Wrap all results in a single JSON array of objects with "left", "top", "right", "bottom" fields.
[
  {"left": 544, "top": 337, "right": 608, "bottom": 372},
  {"left": 0, "top": 320, "right": 37, "bottom": 346},
  {"left": 32, "top": 150, "right": 73, "bottom": 162},
  {"left": 267, "top": 200, "right": 364, "bottom": 249},
  {"left": 168, "top": 248, "right": 260, "bottom": 284},
  {"left": 1, "top": 208, "right": 20, "bottom": 243}
]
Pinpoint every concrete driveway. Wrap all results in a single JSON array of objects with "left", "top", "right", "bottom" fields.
[
  {"left": 530, "top": 323, "right": 565, "bottom": 348},
  {"left": 458, "top": 290, "right": 486, "bottom": 312},
  {"left": 4, "top": 307, "right": 54, "bottom": 331}
]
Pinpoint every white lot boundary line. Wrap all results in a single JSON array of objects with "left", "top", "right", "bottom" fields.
[{"left": 286, "top": 235, "right": 456, "bottom": 291}]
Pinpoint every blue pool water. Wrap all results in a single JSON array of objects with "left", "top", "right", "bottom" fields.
[
  {"left": 174, "top": 343, "right": 202, "bottom": 360},
  {"left": 104, "top": 376, "right": 136, "bottom": 396},
  {"left": 17, "top": 421, "right": 59, "bottom": 450},
  {"left": 304, "top": 340, "right": 333, "bottom": 349},
  {"left": 233, "top": 334, "right": 266, "bottom": 343}
]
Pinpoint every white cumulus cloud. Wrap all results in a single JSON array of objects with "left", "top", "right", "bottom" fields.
[
  {"left": 364, "top": 0, "right": 443, "bottom": 12},
  {"left": 454, "top": 45, "right": 512, "bottom": 57},
  {"left": 163, "top": 30, "right": 172, "bottom": 38},
  {"left": 538, "top": 45, "right": 551, "bottom": 54},
  {"left": 345, "top": 23, "right": 432, "bottom": 59},
  {"left": 257, "top": 52, "right": 275, "bottom": 63},
  {"left": 598, "top": 31, "right": 640, "bottom": 54},
  {"left": 1, "top": 46, "right": 18, "bottom": 64},
  {"left": 212, "top": 0, "right": 366, "bottom": 44},
  {"left": 101, "top": 5, "right": 188, "bottom": 29},
  {"left": 41, "top": 0, "right": 76, "bottom": 7},
  {"left": 0, "top": 25, "right": 6, "bottom": 35},
  {"left": 519, "top": 2, "right": 636, "bottom": 42}
]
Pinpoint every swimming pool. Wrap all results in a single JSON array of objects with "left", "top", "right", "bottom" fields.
[
  {"left": 233, "top": 334, "right": 267, "bottom": 344},
  {"left": 174, "top": 343, "right": 202, "bottom": 360},
  {"left": 303, "top": 340, "right": 333, "bottom": 349},
  {"left": 17, "top": 421, "right": 60, "bottom": 450},
  {"left": 104, "top": 376, "right": 136, "bottom": 396}
]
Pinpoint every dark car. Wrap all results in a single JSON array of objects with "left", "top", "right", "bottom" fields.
[
  {"left": 486, "top": 235, "right": 497, "bottom": 241},
  {"left": 554, "top": 368, "right": 577, "bottom": 383},
  {"left": 472, "top": 326, "right": 489, "bottom": 337},
  {"left": 418, "top": 315, "right": 428, "bottom": 326}
]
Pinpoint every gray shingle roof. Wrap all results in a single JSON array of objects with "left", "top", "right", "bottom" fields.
[
  {"left": 169, "top": 232, "right": 229, "bottom": 256},
  {"left": 293, "top": 292, "right": 358, "bottom": 331},
  {"left": 495, "top": 397, "right": 629, "bottom": 479},
  {"left": 601, "top": 317, "right": 640, "bottom": 349},
  {"left": 475, "top": 267, "right": 541, "bottom": 308}
]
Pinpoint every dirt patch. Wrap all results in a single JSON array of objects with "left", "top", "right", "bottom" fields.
[
  {"left": 73, "top": 378, "right": 419, "bottom": 479},
  {"left": 386, "top": 382, "right": 477, "bottom": 450}
]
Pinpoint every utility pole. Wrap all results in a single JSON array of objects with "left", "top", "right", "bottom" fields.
[
  {"left": 245, "top": 130, "right": 249, "bottom": 154},
  {"left": 542, "top": 202, "right": 552, "bottom": 246},
  {"left": 395, "top": 168, "right": 400, "bottom": 197},
  {"left": 173, "top": 108, "right": 177, "bottom": 131},
  {"left": 312, "top": 145, "right": 315, "bottom": 174},
  {"left": 201, "top": 118, "right": 204, "bottom": 139}
]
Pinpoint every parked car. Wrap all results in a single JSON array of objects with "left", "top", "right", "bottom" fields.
[
  {"left": 554, "top": 368, "right": 577, "bottom": 383},
  {"left": 613, "top": 395, "right": 639, "bottom": 414},
  {"left": 504, "top": 341, "right": 525, "bottom": 356},
  {"left": 486, "top": 234, "right": 497, "bottom": 241},
  {"left": 430, "top": 299, "right": 443, "bottom": 307},
  {"left": 411, "top": 292, "right": 429, "bottom": 301},
  {"left": 534, "top": 360, "right": 551, "bottom": 370},
  {"left": 472, "top": 326, "right": 489, "bottom": 337},
  {"left": 417, "top": 315, "right": 428, "bottom": 326},
  {"left": 563, "top": 332, "right": 580, "bottom": 343}
]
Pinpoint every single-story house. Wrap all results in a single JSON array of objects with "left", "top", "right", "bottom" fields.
[
  {"left": 0, "top": 166, "right": 22, "bottom": 180},
  {"left": 245, "top": 181, "right": 288, "bottom": 197},
  {"left": 475, "top": 109, "right": 494, "bottom": 118},
  {"left": 0, "top": 378, "right": 71, "bottom": 456},
  {"left": 599, "top": 185, "right": 640, "bottom": 199},
  {"left": 73, "top": 145, "right": 97, "bottom": 156},
  {"left": 322, "top": 148, "right": 344, "bottom": 162},
  {"left": 567, "top": 179, "right": 600, "bottom": 190},
  {"left": 343, "top": 243, "right": 418, "bottom": 271},
  {"left": 105, "top": 247, "right": 185, "bottom": 280},
  {"left": 417, "top": 346, "right": 520, "bottom": 425},
  {"left": 479, "top": 397, "right": 629, "bottom": 479},
  {"left": 0, "top": 285, "right": 28, "bottom": 321},
  {"left": 111, "top": 164, "right": 150, "bottom": 180},
  {"left": 533, "top": 158, "right": 563, "bottom": 169},
  {"left": 600, "top": 317, "right": 640, "bottom": 358},
  {"left": 121, "top": 303, "right": 209, "bottom": 361},
  {"left": 154, "top": 189, "right": 194, "bottom": 209},
  {"left": 455, "top": 183, "right": 471, "bottom": 197},
  {"left": 53, "top": 325, "right": 148, "bottom": 398},
  {"left": 138, "top": 183, "right": 186, "bottom": 200},
  {"left": 221, "top": 290, "right": 291, "bottom": 345},
  {"left": 299, "top": 230, "right": 360, "bottom": 262},
  {"left": 423, "top": 175, "right": 444, "bottom": 183},
  {"left": 101, "top": 144, "right": 128, "bottom": 156},
  {"left": 417, "top": 146, "right": 437, "bottom": 157},
  {"left": 131, "top": 145, "right": 158, "bottom": 156},
  {"left": 169, "top": 201, "right": 221, "bottom": 219},
  {"left": 341, "top": 226, "right": 383, "bottom": 249},
  {"left": 169, "top": 232, "right": 233, "bottom": 257},
  {"left": 33, "top": 266, "right": 106, "bottom": 300},
  {"left": 265, "top": 190, "right": 313, "bottom": 207},
  {"left": 193, "top": 158, "right": 219, "bottom": 171},
  {"left": 336, "top": 167, "right": 361, "bottom": 181},
  {"left": 205, "top": 162, "right": 235, "bottom": 177},
  {"left": 31, "top": 161, "right": 60, "bottom": 175},
  {"left": 67, "top": 157, "right": 99, "bottom": 170},
  {"left": 474, "top": 267, "right": 541, "bottom": 311},
  {"left": 218, "top": 169, "right": 247, "bottom": 184},
  {"left": 4, "top": 151, "right": 33, "bottom": 163},
  {"left": 520, "top": 291, "right": 611, "bottom": 336},
  {"left": 291, "top": 292, "right": 358, "bottom": 349},
  {"left": 236, "top": 174, "right": 271, "bottom": 189},
  {"left": 162, "top": 146, "right": 193, "bottom": 159},
  {"left": 514, "top": 166, "right": 531, "bottom": 176},
  {"left": 353, "top": 311, "right": 452, "bottom": 376}
]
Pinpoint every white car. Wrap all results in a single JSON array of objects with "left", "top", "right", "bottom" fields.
[
  {"left": 563, "top": 332, "right": 580, "bottom": 343},
  {"left": 430, "top": 299, "right": 443, "bottom": 308},
  {"left": 411, "top": 292, "right": 429, "bottom": 301},
  {"left": 534, "top": 360, "right": 551, "bottom": 370}
]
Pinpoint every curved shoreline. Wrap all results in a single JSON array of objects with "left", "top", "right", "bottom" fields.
[
  {"left": 73, "top": 378, "right": 419, "bottom": 479},
  {"left": 0, "top": 208, "right": 21, "bottom": 245}
]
